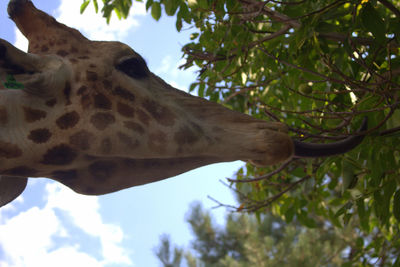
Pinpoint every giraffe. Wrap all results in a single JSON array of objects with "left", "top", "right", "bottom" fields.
[{"left": 0, "top": 0, "right": 366, "bottom": 208}]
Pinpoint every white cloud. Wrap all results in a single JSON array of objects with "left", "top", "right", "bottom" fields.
[
  {"left": 0, "top": 182, "right": 132, "bottom": 267},
  {"left": 155, "top": 55, "right": 196, "bottom": 93},
  {"left": 13, "top": 30, "right": 28, "bottom": 52},
  {"left": 155, "top": 55, "right": 187, "bottom": 79},
  {"left": 56, "top": 0, "right": 145, "bottom": 41},
  {"left": 0, "top": 193, "right": 24, "bottom": 214},
  {"left": 13, "top": 0, "right": 146, "bottom": 50},
  {"left": 155, "top": 55, "right": 174, "bottom": 74},
  {"left": 45, "top": 183, "right": 131, "bottom": 265}
]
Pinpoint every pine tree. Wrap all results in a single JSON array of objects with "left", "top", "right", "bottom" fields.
[{"left": 155, "top": 202, "right": 362, "bottom": 267}]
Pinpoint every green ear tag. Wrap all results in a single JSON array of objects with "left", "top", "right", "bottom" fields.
[{"left": 3, "top": 75, "right": 24, "bottom": 89}]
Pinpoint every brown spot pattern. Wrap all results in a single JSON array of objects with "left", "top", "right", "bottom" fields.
[
  {"left": 0, "top": 141, "right": 22, "bottom": 158},
  {"left": 90, "top": 113, "right": 116, "bottom": 130},
  {"left": 52, "top": 169, "right": 78, "bottom": 181},
  {"left": 45, "top": 98, "right": 57, "bottom": 107},
  {"left": 57, "top": 50, "right": 69, "bottom": 57},
  {"left": 28, "top": 128, "right": 52, "bottom": 144},
  {"left": 124, "top": 121, "right": 145, "bottom": 135},
  {"left": 137, "top": 109, "right": 150, "bottom": 126},
  {"left": 69, "top": 130, "right": 94, "bottom": 150},
  {"left": 142, "top": 99, "right": 176, "bottom": 126},
  {"left": 103, "top": 80, "right": 112, "bottom": 90},
  {"left": 117, "top": 102, "right": 135, "bottom": 118},
  {"left": 148, "top": 131, "right": 167, "bottom": 153},
  {"left": 174, "top": 125, "right": 200, "bottom": 146},
  {"left": 86, "top": 71, "right": 98, "bottom": 82},
  {"left": 77, "top": 86, "right": 87, "bottom": 95},
  {"left": 3, "top": 166, "right": 38, "bottom": 176},
  {"left": 113, "top": 86, "right": 135, "bottom": 102},
  {"left": 75, "top": 72, "right": 81, "bottom": 82},
  {"left": 64, "top": 82, "right": 72, "bottom": 105},
  {"left": 81, "top": 95, "right": 92, "bottom": 109},
  {"left": 94, "top": 93, "right": 112, "bottom": 110},
  {"left": 23, "top": 107, "right": 47, "bottom": 123},
  {"left": 89, "top": 161, "right": 117, "bottom": 182},
  {"left": 117, "top": 132, "right": 139, "bottom": 149},
  {"left": 0, "top": 107, "right": 8, "bottom": 124},
  {"left": 41, "top": 45, "right": 49, "bottom": 52},
  {"left": 41, "top": 144, "right": 77, "bottom": 165},
  {"left": 56, "top": 111, "right": 80, "bottom": 129},
  {"left": 100, "top": 138, "right": 112, "bottom": 154},
  {"left": 57, "top": 39, "right": 68, "bottom": 45}
]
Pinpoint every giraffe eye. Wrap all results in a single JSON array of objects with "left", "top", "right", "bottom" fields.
[{"left": 116, "top": 57, "right": 149, "bottom": 79}]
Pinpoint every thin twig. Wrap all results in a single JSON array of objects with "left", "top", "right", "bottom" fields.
[
  {"left": 378, "top": 0, "right": 400, "bottom": 18},
  {"left": 227, "top": 159, "right": 294, "bottom": 183},
  {"left": 245, "top": 175, "right": 311, "bottom": 212}
]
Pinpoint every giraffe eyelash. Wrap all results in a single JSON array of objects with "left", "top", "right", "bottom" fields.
[{"left": 115, "top": 56, "right": 149, "bottom": 80}]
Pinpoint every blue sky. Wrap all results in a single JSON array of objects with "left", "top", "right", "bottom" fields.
[{"left": 0, "top": 1, "right": 244, "bottom": 266}]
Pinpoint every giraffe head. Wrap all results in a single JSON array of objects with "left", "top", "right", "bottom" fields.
[{"left": 0, "top": 0, "right": 366, "bottom": 207}]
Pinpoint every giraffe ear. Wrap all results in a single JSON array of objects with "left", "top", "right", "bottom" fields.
[
  {"left": 0, "top": 176, "right": 28, "bottom": 208},
  {"left": 116, "top": 56, "right": 149, "bottom": 80}
]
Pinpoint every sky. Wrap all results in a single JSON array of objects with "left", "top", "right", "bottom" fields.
[{"left": 0, "top": 1, "right": 244, "bottom": 266}]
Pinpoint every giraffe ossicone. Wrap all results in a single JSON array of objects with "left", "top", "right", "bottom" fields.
[{"left": 0, "top": 0, "right": 366, "bottom": 208}]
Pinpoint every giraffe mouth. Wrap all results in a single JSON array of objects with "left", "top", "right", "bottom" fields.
[
  {"left": 0, "top": 39, "right": 38, "bottom": 90},
  {"left": 0, "top": 38, "right": 70, "bottom": 95}
]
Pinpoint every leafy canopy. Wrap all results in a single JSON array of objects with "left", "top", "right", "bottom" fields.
[{"left": 81, "top": 0, "right": 400, "bottom": 264}]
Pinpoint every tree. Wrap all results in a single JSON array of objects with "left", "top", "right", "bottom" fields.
[
  {"left": 82, "top": 0, "right": 400, "bottom": 264},
  {"left": 155, "top": 202, "right": 380, "bottom": 267}
]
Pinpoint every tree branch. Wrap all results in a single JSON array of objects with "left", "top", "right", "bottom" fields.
[
  {"left": 246, "top": 175, "right": 311, "bottom": 212},
  {"left": 378, "top": 0, "right": 400, "bottom": 18}
]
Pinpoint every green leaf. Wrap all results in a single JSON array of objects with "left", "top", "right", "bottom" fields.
[
  {"left": 356, "top": 237, "right": 364, "bottom": 248},
  {"left": 175, "top": 17, "right": 183, "bottom": 31},
  {"left": 284, "top": 206, "right": 295, "bottom": 223},
  {"left": 93, "top": 0, "right": 98, "bottom": 13},
  {"left": 335, "top": 201, "right": 352, "bottom": 218},
  {"left": 146, "top": 0, "right": 154, "bottom": 11},
  {"left": 178, "top": 3, "right": 190, "bottom": 23},
  {"left": 164, "top": 0, "right": 180, "bottom": 16},
  {"left": 3, "top": 75, "right": 24, "bottom": 89},
  {"left": 356, "top": 198, "right": 370, "bottom": 232},
  {"left": 197, "top": 0, "right": 208, "bottom": 9},
  {"left": 297, "top": 210, "right": 317, "bottom": 228},
  {"left": 341, "top": 262, "right": 353, "bottom": 267},
  {"left": 114, "top": 7, "right": 122, "bottom": 19},
  {"left": 151, "top": 2, "right": 162, "bottom": 21},
  {"left": 198, "top": 83, "right": 205, "bottom": 97},
  {"left": 394, "top": 190, "right": 400, "bottom": 222},
  {"left": 360, "top": 3, "right": 386, "bottom": 43},
  {"left": 80, "top": 0, "right": 90, "bottom": 14},
  {"left": 341, "top": 158, "right": 358, "bottom": 193}
]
